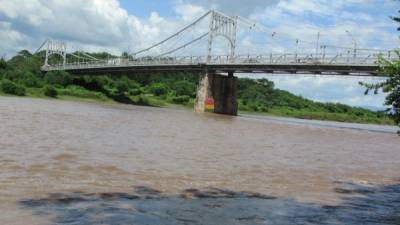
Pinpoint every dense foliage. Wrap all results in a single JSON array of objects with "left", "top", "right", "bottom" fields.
[
  {"left": 237, "top": 78, "right": 390, "bottom": 124},
  {"left": 43, "top": 85, "right": 58, "bottom": 98},
  {"left": 0, "top": 50, "right": 393, "bottom": 125},
  {"left": 0, "top": 79, "right": 26, "bottom": 96},
  {"left": 360, "top": 53, "right": 400, "bottom": 130},
  {"left": 360, "top": 11, "right": 400, "bottom": 132}
]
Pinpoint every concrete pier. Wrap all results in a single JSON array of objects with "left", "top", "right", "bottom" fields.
[{"left": 195, "top": 71, "right": 238, "bottom": 116}]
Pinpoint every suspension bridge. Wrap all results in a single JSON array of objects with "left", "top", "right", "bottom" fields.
[{"left": 38, "top": 10, "right": 395, "bottom": 115}]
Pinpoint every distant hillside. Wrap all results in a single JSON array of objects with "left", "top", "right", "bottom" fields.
[{"left": 0, "top": 50, "right": 394, "bottom": 125}]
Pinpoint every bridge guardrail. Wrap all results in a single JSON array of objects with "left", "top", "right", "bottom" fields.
[{"left": 42, "top": 52, "right": 391, "bottom": 72}]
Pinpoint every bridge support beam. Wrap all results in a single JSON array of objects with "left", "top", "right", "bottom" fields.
[{"left": 195, "top": 71, "right": 238, "bottom": 116}]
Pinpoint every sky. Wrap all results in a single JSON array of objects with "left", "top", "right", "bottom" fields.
[{"left": 0, "top": 0, "right": 399, "bottom": 109}]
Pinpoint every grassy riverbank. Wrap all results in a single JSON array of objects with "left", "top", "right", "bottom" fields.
[
  {"left": 0, "top": 50, "right": 395, "bottom": 125},
  {"left": 3, "top": 86, "right": 393, "bottom": 125}
]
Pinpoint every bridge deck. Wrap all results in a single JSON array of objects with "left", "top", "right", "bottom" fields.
[
  {"left": 42, "top": 63, "right": 379, "bottom": 76},
  {"left": 41, "top": 54, "right": 385, "bottom": 76}
]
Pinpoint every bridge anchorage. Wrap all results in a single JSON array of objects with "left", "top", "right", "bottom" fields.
[{"left": 39, "top": 10, "right": 395, "bottom": 116}]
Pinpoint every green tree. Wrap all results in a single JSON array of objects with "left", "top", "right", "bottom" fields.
[
  {"left": 43, "top": 85, "right": 58, "bottom": 98},
  {"left": 391, "top": 10, "right": 400, "bottom": 31},
  {"left": 22, "top": 71, "right": 42, "bottom": 87},
  {"left": 0, "top": 58, "right": 6, "bottom": 70},
  {"left": 44, "top": 71, "right": 72, "bottom": 87},
  {"left": 115, "top": 79, "right": 130, "bottom": 94},
  {"left": 237, "top": 78, "right": 275, "bottom": 111},
  {"left": 149, "top": 82, "right": 169, "bottom": 96},
  {"left": 0, "top": 79, "right": 26, "bottom": 96},
  {"left": 172, "top": 95, "right": 190, "bottom": 104},
  {"left": 17, "top": 50, "right": 32, "bottom": 58},
  {"left": 172, "top": 80, "right": 196, "bottom": 97},
  {"left": 361, "top": 54, "right": 400, "bottom": 131},
  {"left": 361, "top": 11, "right": 400, "bottom": 133}
]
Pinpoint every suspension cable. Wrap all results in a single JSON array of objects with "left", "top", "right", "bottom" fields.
[
  {"left": 155, "top": 32, "right": 209, "bottom": 58},
  {"left": 158, "top": 24, "right": 192, "bottom": 55},
  {"left": 80, "top": 52, "right": 101, "bottom": 60},
  {"left": 69, "top": 53, "right": 98, "bottom": 61},
  {"left": 34, "top": 39, "right": 49, "bottom": 54},
  {"left": 131, "top": 10, "right": 212, "bottom": 56}
]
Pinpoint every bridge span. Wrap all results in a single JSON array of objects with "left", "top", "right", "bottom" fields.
[
  {"left": 39, "top": 10, "right": 393, "bottom": 116},
  {"left": 42, "top": 56, "right": 380, "bottom": 76}
]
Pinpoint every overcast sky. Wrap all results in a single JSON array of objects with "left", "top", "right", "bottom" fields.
[{"left": 0, "top": 0, "right": 399, "bottom": 109}]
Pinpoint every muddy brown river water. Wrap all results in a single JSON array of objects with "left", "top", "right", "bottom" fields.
[{"left": 1, "top": 97, "right": 399, "bottom": 225}]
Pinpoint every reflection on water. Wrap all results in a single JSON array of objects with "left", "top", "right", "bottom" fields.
[
  {"left": 20, "top": 183, "right": 400, "bottom": 225},
  {"left": 1, "top": 97, "right": 400, "bottom": 224}
]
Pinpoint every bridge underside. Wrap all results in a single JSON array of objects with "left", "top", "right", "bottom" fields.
[{"left": 51, "top": 64, "right": 379, "bottom": 76}]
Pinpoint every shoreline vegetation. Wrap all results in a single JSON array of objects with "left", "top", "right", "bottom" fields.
[{"left": 0, "top": 50, "right": 395, "bottom": 125}]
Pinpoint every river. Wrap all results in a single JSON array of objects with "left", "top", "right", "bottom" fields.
[{"left": 0, "top": 96, "right": 399, "bottom": 225}]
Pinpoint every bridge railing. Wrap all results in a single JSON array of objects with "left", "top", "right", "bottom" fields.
[{"left": 42, "top": 52, "right": 394, "bottom": 71}]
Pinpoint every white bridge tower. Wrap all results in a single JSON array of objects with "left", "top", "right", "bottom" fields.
[
  {"left": 44, "top": 40, "right": 67, "bottom": 67},
  {"left": 207, "top": 11, "right": 238, "bottom": 63}
]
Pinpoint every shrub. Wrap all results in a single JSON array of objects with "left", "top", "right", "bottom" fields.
[
  {"left": 149, "top": 83, "right": 169, "bottom": 96},
  {"left": 0, "top": 58, "right": 6, "bottom": 69},
  {"left": 44, "top": 71, "right": 72, "bottom": 87},
  {"left": 115, "top": 79, "right": 130, "bottom": 94},
  {"left": 23, "top": 72, "right": 42, "bottom": 87},
  {"left": 0, "top": 79, "right": 26, "bottom": 96},
  {"left": 120, "top": 76, "right": 140, "bottom": 89},
  {"left": 128, "top": 88, "right": 143, "bottom": 96},
  {"left": 43, "top": 85, "right": 58, "bottom": 98},
  {"left": 173, "top": 80, "right": 196, "bottom": 97},
  {"left": 58, "top": 85, "right": 108, "bottom": 101},
  {"left": 172, "top": 95, "right": 190, "bottom": 104},
  {"left": 135, "top": 95, "right": 151, "bottom": 106},
  {"left": 2, "top": 69, "right": 21, "bottom": 81}
]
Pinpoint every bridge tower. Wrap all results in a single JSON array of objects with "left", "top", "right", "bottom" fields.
[
  {"left": 196, "top": 11, "right": 239, "bottom": 116},
  {"left": 207, "top": 10, "right": 238, "bottom": 63},
  {"left": 44, "top": 40, "right": 67, "bottom": 67}
]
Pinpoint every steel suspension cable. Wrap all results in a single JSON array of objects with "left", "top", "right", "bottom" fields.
[
  {"left": 80, "top": 52, "right": 101, "bottom": 60},
  {"left": 131, "top": 11, "right": 211, "bottom": 56},
  {"left": 34, "top": 39, "right": 49, "bottom": 54},
  {"left": 69, "top": 53, "right": 97, "bottom": 61},
  {"left": 155, "top": 32, "right": 209, "bottom": 58},
  {"left": 157, "top": 24, "right": 194, "bottom": 55}
]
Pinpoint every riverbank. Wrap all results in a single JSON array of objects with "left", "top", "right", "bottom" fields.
[
  {"left": 1, "top": 95, "right": 398, "bottom": 134},
  {"left": 1, "top": 87, "right": 395, "bottom": 126}
]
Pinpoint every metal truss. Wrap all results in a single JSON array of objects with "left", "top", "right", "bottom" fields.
[
  {"left": 44, "top": 40, "right": 67, "bottom": 66},
  {"left": 207, "top": 10, "right": 238, "bottom": 63}
]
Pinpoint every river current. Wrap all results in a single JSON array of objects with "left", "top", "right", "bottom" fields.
[{"left": 0, "top": 97, "right": 399, "bottom": 225}]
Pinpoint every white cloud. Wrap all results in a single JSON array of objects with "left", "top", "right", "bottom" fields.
[
  {"left": 183, "top": 0, "right": 278, "bottom": 16},
  {"left": 174, "top": 4, "right": 206, "bottom": 22},
  {"left": 246, "top": 0, "right": 399, "bottom": 53},
  {"left": 0, "top": 0, "right": 398, "bottom": 57},
  {"left": 0, "top": 0, "right": 195, "bottom": 57}
]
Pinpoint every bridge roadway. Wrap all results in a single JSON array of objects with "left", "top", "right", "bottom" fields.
[
  {"left": 43, "top": 63, "right": 379, "bottom": 76},
  {"left": 41, "top": 54, "right": 383, "bottom": 76}
]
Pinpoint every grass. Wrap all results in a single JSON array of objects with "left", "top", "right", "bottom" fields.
[
  {"left": 58, "top": 85, "right": 109, "bottom": 101},
  {"left": 1, "top": 87, "right": 188, "bottom": 110},
  {"left": 241, "top": 107, "right": 395, "bottom": 125},
  {"left": 1, "top": 87, "right": 116, "bottom": 105}
]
